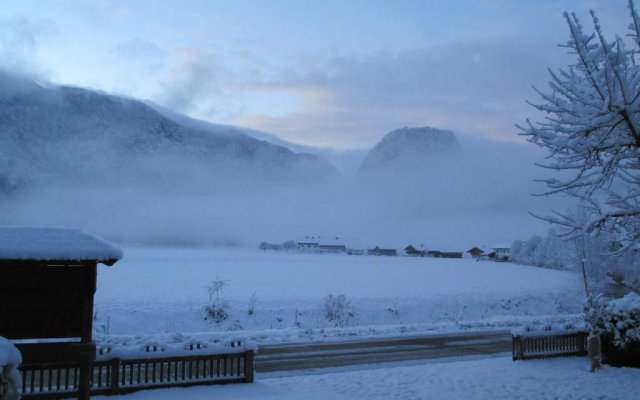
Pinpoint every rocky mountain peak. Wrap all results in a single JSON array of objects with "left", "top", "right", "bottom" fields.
[{"left": 359, "top": 126, "right": 462, "bottom": 172}]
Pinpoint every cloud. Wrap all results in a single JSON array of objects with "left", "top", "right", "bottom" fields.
[
  {"left": 139, "top": 1, "right": 630, "bottom": 149},
  {"left": 111, "top": 37, "right": 167, "bottom": 66},
  {"left": 155, "top": 47, "right": 246, "bottom": 121},
  {"left": 237, "top": 39, "right": 569, "bottom": 147},
  {"left": 0, "top": 16, "right": 56, "bottom": 77}
]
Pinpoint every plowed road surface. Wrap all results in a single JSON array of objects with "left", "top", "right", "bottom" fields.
[{"left": 255, "top": 330, "right": 512, "bottom": 372}]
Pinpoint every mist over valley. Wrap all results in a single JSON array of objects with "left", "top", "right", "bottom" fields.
[{"left": 0, "top": 71, "right": 565, "bottom": 249}]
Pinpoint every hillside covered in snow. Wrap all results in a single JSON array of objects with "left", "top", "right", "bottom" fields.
[{"left": 0, "top": 72, "right": 335, "bottom": 195}]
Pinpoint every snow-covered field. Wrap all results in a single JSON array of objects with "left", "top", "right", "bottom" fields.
[
  {"left": 94, "top": 248, "right": 584, "bottom": 345},
  {"left": 94, "top": 356, "right": 640, "bottom": 400}
]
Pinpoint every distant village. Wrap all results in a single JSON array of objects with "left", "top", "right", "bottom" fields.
[{"left": 259, "top": 236, "right": 512, "bottom": 261}]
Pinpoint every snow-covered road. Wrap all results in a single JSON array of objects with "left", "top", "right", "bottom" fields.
[{"left": 255, "top": 330, "right": 511, "bottom": 372}]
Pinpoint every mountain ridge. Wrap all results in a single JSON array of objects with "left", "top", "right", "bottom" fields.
[
  {"left": 359, "top": 126, "right": 463, "bottom": 172},
  {"left": 0, "top": 74, "right": 337, "bottom": 193}
]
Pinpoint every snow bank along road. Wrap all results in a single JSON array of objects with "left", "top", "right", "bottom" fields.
[{"left": 255, "top": 330, "right": 512, "bottom": 372}]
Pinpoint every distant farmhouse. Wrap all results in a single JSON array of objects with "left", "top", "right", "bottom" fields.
[
  {"left": 368, "top": 246, "right": 397, "bottom": 256},
  {"left": 292, "top": 236, "right": 508, "bottom": 261},
  {"left": 492, "top": 244, "right": 511, "bottom": 261},
  {"left": 319, "top": 244, "right": 347, "bottom": 253},
  {"left": 404, "top": 245, "right": 423, "bottom": 257},
  {"left": 404, "top": 245, "right": 462, "bottom": 258},
  {"left": 297, "top": 241, "right": 320, "bottom": 251},
  {"left": 469, "top": 245, "right": 512, "bottom": 262},
  {"left": 297, "top": 236, "right": 347, "bottom": 254},
  {"left": 425, "top": 250, "right": 462, "bottom": 259},
  {"left": 466, "top": 247, "right": 484, "bottom": 258}
]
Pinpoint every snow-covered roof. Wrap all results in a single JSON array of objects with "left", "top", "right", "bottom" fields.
[
  {"left": 0, "top": 336, "right": 21, "bottom": 367},
  {"left": 0, "top": 226, "right": 123, "bottom": 265}
]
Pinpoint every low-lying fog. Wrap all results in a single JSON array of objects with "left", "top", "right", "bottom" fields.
[
  {"left": 1, "top": 135, "right": 565, "bottom": 251},
  {"left": 0, "top": 70, "right": 569, "bottom": 250}
]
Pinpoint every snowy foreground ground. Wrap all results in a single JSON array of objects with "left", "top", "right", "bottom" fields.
[
  {"left": 94, "top": 248, "right": 584, "bottom": 345},
  {"left": 91, "top": 248, "right": 636, "bottom": 400},
  {"left": 95, "top": 356, "right": 640, "bottom": 400}
]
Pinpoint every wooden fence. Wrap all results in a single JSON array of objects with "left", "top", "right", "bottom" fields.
[
  {"left": 512, "top": 332, "right": 587, "bottom": 361},
  {"left": 0, "top": 373, "right": 8, "bottom": 399},
  {"left": 18, "top": 350, "right": 254, "bottom": 399}
]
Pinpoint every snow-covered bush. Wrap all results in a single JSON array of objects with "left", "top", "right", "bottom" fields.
[
  {"left": 0, "top": 336, "right": 21, "bottom": 400},
  {"left": 511, "top": 228, "right": 640, "bottom": 293},
  {"left": 323, "top": 294, "right": 357, "bottom": 327},
  {"left": 224, "top": 319, "right": 243, "bottom": 331},
  {"left": 259, "top": 242, "right": 280, "bottom": 251},
  {"left": 204, "top": 278, "right": 230, "bottom": 323},
  {"left": 510, "top": 231, "right": 573, "bottom": 270},
  {"left": 585, "top": 293, "right": 640, "bottom": 350},
  {"left": 204, "top": 300, "right": 229, "bottom": 323},
  {"left": 247, "top": 291, "right": 257, "bottom": 316}
]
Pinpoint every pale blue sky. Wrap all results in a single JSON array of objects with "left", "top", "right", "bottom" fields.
[{"left": 0, "top": 0, "right": 629, "bottom": 147}]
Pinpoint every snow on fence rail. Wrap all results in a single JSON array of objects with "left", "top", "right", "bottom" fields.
[
  {"left": 18, "top": 348, "right": 254, "bottom": 399},
  {"left": 1, "top": 337, "right": 22, "bottom": 400},
  {"left": 511, "top": 331, "right": 587, "bottom": 361}
]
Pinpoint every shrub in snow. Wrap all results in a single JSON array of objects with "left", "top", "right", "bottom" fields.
[
  {"left": 323, "top": 294, "right": 357, "bottom": 327},
  {"left": 585, "top": 293, "right": 640, "bottom": 350},
  {"left": 204, "top": 278, "right": 230, "bottom": 323},
  {"left": 204, "top": 301, "right": 229, "bottom": 323},
  {"left": 258, "top": 242, "right": 283, "bottom": 251},
  {"left": 511, "top": 228, "right": 640, "bottom": 294},
  {"left": 247, "top": 292, "right": 257, "bottom": 316},
  {"left": 282, "top": 240, "right": 297, "bottom": 252},
  {"left": 0, "top": 336, "right": 22, "bottom": 400},
  {"left": 224, "top": 320, "right": 243, "bottom": 331}
]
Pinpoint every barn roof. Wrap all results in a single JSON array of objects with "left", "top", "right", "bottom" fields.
[{"left": 0, "top": 226, "right": 123, "bottom": 265}]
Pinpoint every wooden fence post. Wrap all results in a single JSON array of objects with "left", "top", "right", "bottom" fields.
[
  {"left": 78, "top": 361, "right": 91, "bottom": 400},
  {"left": 0, "top": 372, "right": 7, "bottom": 399},
  {"left": 109, "top": 358, "right": 120, "bottom": 395},
  {"left": 577, "top": 333, "right": 587, "bottom": 357},
  {"left": 244, "top": 351, "right": 254, "bottom": 383},
  {"left": 512, "top": 336, "right": 524, "bottom": 361}
]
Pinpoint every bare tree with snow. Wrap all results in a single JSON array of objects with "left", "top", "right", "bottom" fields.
[{"left": 519, "top": 1, "right": 640, "bottom": 259}]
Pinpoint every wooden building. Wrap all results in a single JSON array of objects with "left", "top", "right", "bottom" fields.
[
  {"left": 0, "top": 227, "right": 123, "bottom": 400},
  {"left": 368, "top": 246, "right": 397, "bottom": 256},
  {"left": 466, "top": 247, "right": 485, "bottom": 258},
  {"left": 404, "top": 245, "right": 423, "bottom": 257},
  {"left": 492, "top": 245, "right": 511, "bottom": 261},
  {"left": 426, "top": 250, "right": 441, "bottom": 258},
  {"left": 426, "top": 250, "right": 463, "bottom": 259},
  {"left": 297, "top": 242, "right": 320, "bottom": 251},
  {"left": 318, "top": 244, "right": 347, "bottom": 253}
]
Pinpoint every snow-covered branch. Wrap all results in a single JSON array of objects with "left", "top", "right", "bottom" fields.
[{"left": 520, "top": 0, "right": 640, "bottom": 255}]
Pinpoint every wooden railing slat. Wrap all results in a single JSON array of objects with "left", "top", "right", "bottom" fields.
[{"left": 38, "top": 367, "right": 44, "bottom": 392}]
